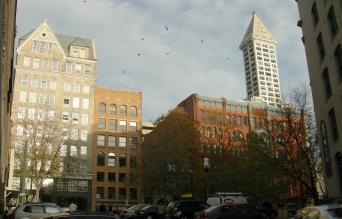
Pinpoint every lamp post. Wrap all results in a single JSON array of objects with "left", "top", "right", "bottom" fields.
[{"left": 204, "top": 157, "right": 209, "bottom": 199}]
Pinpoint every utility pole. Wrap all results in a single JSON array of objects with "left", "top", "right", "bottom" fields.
[{"left": 20, "top": 141, "right": 28, "bottom": 204}]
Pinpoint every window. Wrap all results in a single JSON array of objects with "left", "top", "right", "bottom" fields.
[
  {"left": 129, "top": 154, "right": 138, "bottom": 168},
  {"left": 64, "top": 81, "right": 71, "bottom": 91},
  {"left": 72, "top": 113, "right": 79, "bottom": 124},
  {"left": 119, "top": 153, "right": 126, "bottom": 167},
  {"left": 32, "top": 40, "right": 38, "bottom": 51},
  {"left": 322, "top": 68, "right": 332, "bottom": 98},
  {"left": 82, "top": 98, "right": 89, "bottom": 109},
  {"left": 99, "top": 103, "right": 106, "bottom": 114},
  {"left": 48, "top": 43, "right": 53, "bottom": 53},
  {"left": 334, "top": 45, "right": 342, "bottom": 80},
  {"left": 83, "top": 83, "right": 90, "bottom": 94},
  {"left": 29, "top": 92, "right": 36, "bottom": 103},
  {"left": 48, "top": 94, "right": 55, "bottom": 105},
  {"left": 329, "top": 108, "right": 339, "bottom": 141},
  {"left": 74, "top": 82, "right": 80, "bottom": 92},
  {"left": 233, "top": 147, "right": 244, "bottom": 156},
  {"left": 73, "top": 97, "right": 80, "bottom": 108},
  {"left": 81, "top": 130, "right": 88, "bottom": 141},
  {"left": 80, "top": 49, "right": 86, "bottom": 58},
  {"left": 23, "top": 56, "right": 30, "bottom": 67},
  {"left": 63, "top": 96, "right": 70, "bottom": 107},
  {"left": 130, "top": 107, "right": 137, "bottom": 117},
  {"left": 97, "top": 135, "right": 105, "bottom": 146},
  {"left": 109, "top": 104, "right": 116, "bottom": 114},
  {"left": 119, "top": 173, "right": 126, "bottom": 182},
  {"left": 65, "top": 62, "right": 72, "bottom": 73},
  {"left": 120, "top": 105, "right": 127, "bottom": 116},
  {"left": 119, "top": 137, "right": 126, "bottom": 148},
  {"left": 52, "top": 60, "right": 58, "bottom": 71},
  {"left": 42, "top": 58, "right": 49, "bottom": 69},
  {"left": 108, "top": 172, "right": 115, "bottom": 182},
  {"left": 109, "top": 119, "right": 116, "bottom": 130},
  {"left": 98, "top": 118, "right": 106, "bottom": 129},
  {"left": 84, "top": 64, "right": 90, "bottom": 75},
  {"left": 33, "top": 58, "right": 40, "bottom": 68},
  {"left": 108, "top": 187, "right": 115, "bottom": 199},
  {"left": 97, "top": 152, "right": 105, "bottom": 166},
  {"left": 130, "top": 121, "right": 137, "bottom": 132},
  {"left": 97, "top": 172, "right": 105, "bottom": 182},
  {"left": 119, "top": 188, "right": 126, "bottom": 200},
  {"left": 75, "top": 64, "right": 81, "bottom": 74},
  {"left": 21, "top": 75, "right": 28, "bottom": 86},
  {"left": 62, "top": 112, "right": 69, "bottom": 123},
  {"left": 16, "top": 124, "right": 23, "bottom": 136},
  {"left": 31, "top": 76, "right": 38, "bottom": 87},
  {"left": 18, "top": 107, "right": 25, "bottom": 119},
  {"left": 120, "top": 120, "right": 127, "bottom": 131},
  {"left": 19, "top": 91, "right": 27, "bottom": 102},
  {"left": 39, "top": 93, "right": 46, "bottom": 104},
  {"left": 50, "top": 78, "right": 57, "bottom": 90},
  {"left": 108, "top": 153, "right": 116, "bottom": 167},
  {"left": 317, "top": 33, "right": 326, "bottom": 61},
  {"left": 70, "top": 145, "right": 77, "bottom": 157},
  {"left": 96, "top": 187, "right": 104, "bottom": 199},
  {"left": 41, "top": 77, "right": 47, "bottom": 88},
  {"left": 130, "top": 137, "right": 137, "bottom": 149},
  {"left": 82, "top": 114, "right": 88, "bottom": 125},
  {"left": 232, "top": 130, "right": 243, "bottom": 141},
  {"left": 328, "top": 6, "right": 338, "bottom": 37},
  {"left": 28, "top": 108, "right": 35, "bottom": 120},
  {"left": 109, "top": 136, "right": 116, "bottom": 147},
  {"left": 232, "top": 116, "right": 236, "bottom": 125},
  {"left": 39, "top": 42, "right": 46, "bottom": 52},
  {"left": 73, "top": 47, "right": 79, "bottom": 57}
]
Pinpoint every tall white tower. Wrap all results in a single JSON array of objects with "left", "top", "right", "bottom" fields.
[{"left": 239, "top": 12, "right": 282, "bottom": 107}]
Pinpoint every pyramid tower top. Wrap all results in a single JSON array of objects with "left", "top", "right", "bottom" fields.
[{"left": 240, "top": 12, "right": 276, "bottom": 48}]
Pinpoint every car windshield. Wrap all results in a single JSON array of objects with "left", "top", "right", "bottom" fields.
[
  {"left": 327, "top": 207, "right": 342, "bottom": 218},
  {"left": 141, "top": 206, "right": 152, "bottom": 210},
  {"left": 205, "top": 206, "right": 219, "bottom": 212}
]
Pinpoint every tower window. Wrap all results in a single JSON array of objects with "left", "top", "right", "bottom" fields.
[
  {"left": 317, "top": 33, "right": 326, "bottom": 61},
  {"left": 328, "top": 6, "right": 339, "bottom": 38},
  {"left": 322, "top": 68, "right": 332, "bottom": 98},
  {"left": 311, "top": 2, "right": 319, "bottom": 27}
]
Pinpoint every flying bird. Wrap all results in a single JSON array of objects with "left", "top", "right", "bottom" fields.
[
  {"left": 142, "top": 38, "right": 144, "bottom": 40},
  {"left": 138, "top": 54, "right": 140, "bottom": 56},
  {"left": 110, "top": 47, "right": 112, "bottom": 49},
  {"left": 123, "top": 71, "right": 125, "bottom": 73},
  {"left": 166, "top": 53, "right": 169, "bottom": 55},
  {"left": 165, "top": 26, "right": 168, "bottom": 30},
  {"left": 227, "top": 58, "right": 229, "bottom": 59},
  {"left": 84, "top": 1, "right": 86, "bottom": 2},
  {"left": 201, "top": 40, "right": 203, "bottom": 43}
]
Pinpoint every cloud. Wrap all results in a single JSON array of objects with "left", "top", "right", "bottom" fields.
[{"left": 16, "top": 0, "right": 309, "bottom": 121}]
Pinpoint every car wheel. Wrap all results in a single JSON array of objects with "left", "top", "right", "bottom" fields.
[
  {"left": 179, "top": 215, "right": 188, "bottom": 219},
  {"left": 147, "top": 216, "right": 153, "bottom": 219}
]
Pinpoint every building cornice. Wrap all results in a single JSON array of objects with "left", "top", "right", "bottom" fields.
[
  {"left": 66, "top": 56, "right": 98, "bottom": 64},
  {"left": 14, "top": 65, "right": 98, "bottom": 81}
]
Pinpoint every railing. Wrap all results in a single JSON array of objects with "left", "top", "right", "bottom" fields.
[{"left": 96, "top": 83, "right": 142, "bottom": 92}]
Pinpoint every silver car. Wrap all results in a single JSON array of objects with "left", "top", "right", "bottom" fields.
[
  {"left": 294, "top": 204, "right": 342, "bottom": 219},
  {"left": 119, "top": 204, "right": 149, "bottom": 219},
  {"left": 9, "top": 202, "right": 65, "bottom": 219}
]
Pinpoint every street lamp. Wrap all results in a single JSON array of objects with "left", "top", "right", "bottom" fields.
[{"left": 204, "top": 157, "right": 209, "bottom": 198}]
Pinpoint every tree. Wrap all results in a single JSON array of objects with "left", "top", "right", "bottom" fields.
[
  {"left": 11, "top": 102, "right": 80, "bottom": 201},
  {"left": 256, "top": 84, "right": 324, "bottom": 204},
  {"left": 140, "top": 107, "right": 201, "bottom": 202}
]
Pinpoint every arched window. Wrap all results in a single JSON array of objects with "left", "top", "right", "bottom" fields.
[
  {"left": 83, "top": 83, "right": 90, "bottom": 94},
  {"left": 120, "top": 105, "right": 127, "bottom": 116},
  {"left": 74, "top": 82, "right": 80, "bottom": 93},
  {"left": 98, "top": 103, "right": 106, "bottom": 114},
  {"left": 199, "top": 127, "right": 204, "bottom": 137},
  {"left": 334, "top": 45, "right": 342, "bottom": 80},
  {"left": 207, "top": 145, "right": 211, "bottom": 154},
  {"left": 130, "top": 106, "right": 137, "bottom": 117},
  {"left": 329, "top": 108, "right": 339, "bottom": 141},
  {"left": 276, "top": 135, "right": 285, "bottom": 146},
  {"left": 50, "top": 78, "right": 57, "bottom": 90},
  {"left": 119, "top": 153, "right": 126, "bottom": 167},
  {"left": 21, "top": 75, "right": 28, "bottom": 86},
  {"left": 64, "top": 80, "right": 71, "bottom": 91},
  {"left": 232, "top": 130, "right": 243, "bottom": 141},
  {"left": 108, "top": 153, "right": 116, "bottom": 167},
  {"left": 213, "top": 145, "right": 217, "bottom": 154},
  {"left": 218, "top": 129, "right": 222, "bottom": 139},
  {"left": 212, "top": 128, "right": 216, "bottom": 138},
  {"left": 130, "top": 154, "right": 137, "bottom": 168},
  {"left": 206, "top": 127, "right": 210, "bottom": 138},
  {"left": 109, "top": 104, "right": 117, "bottom": 115},
  {"left": 41, "top": 77, "right": 47, "bottom": 88},
  {"left": 31, "top": 76, "right": 38, "bottom": 87},
  {"left": 97, "top": 152, "right": 105, "bottom": 166}
]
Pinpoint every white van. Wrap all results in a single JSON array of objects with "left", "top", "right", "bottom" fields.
[{"left": 206, "top": 192, "right": 254, "bottom": 206}]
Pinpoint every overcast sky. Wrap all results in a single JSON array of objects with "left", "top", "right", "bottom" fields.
[{"left": 15, "top": 0, "right": 309, "bottom": 122}]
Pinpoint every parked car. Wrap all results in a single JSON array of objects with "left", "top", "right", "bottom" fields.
[
  {"left": 195, "top": 204, "right": 266, "bottom": 219},
  {"left": 166, "top": 200, "right": 210, "bottom": 219},
  {"left": 133, "top": 205, "right": 159, "bottom": 219},
  {"left": 294, "top": 204, "right": 342, "bottom": 219},
  {"left": 9, "top": 202, "right": 65, "bottom": 219},
  {"left": 40, "top": 212, "right": 120, "bottom": 219},
  {"left": 119, "top": 204, "right": 150, "bottom": 219},
  {"left": 240, "top": 203, "right": 278, "bottom": 219}
]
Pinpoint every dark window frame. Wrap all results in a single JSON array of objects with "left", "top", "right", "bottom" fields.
[
  {"left": 328, "top": 6, "right": 339, "bottom": 37},
  {"left": 322, "top": 68, "right": 332, "bottom": 99}
]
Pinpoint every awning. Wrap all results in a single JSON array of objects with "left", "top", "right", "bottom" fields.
[{"left": 181, "top": 193, "right": 192, "bottom": 198}]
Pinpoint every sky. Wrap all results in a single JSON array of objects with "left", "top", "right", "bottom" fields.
[{"left": 15, "top": 0, "right": 309, "bottom": 122}]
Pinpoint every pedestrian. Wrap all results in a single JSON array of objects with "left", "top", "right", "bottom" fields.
[
  {"left": 3, "top": 210, "right": 9, "bottom": 219},
  {"left": 99, "top": 202, "right": 106, "bottom": 212},
  {"left": 69, "top": 201, "right": 77, "bottom": 213},
  {"left": 158, "top": 202, "right": 165, "bottom": 219}
]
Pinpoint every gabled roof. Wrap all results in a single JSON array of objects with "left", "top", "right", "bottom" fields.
[{"left": 240, "top": 12, "right": 276, "bottom": 47}]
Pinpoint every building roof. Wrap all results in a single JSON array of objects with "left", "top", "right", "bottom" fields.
[{"left": 240, "top": 11, "right": 276, "bottom": 47}]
